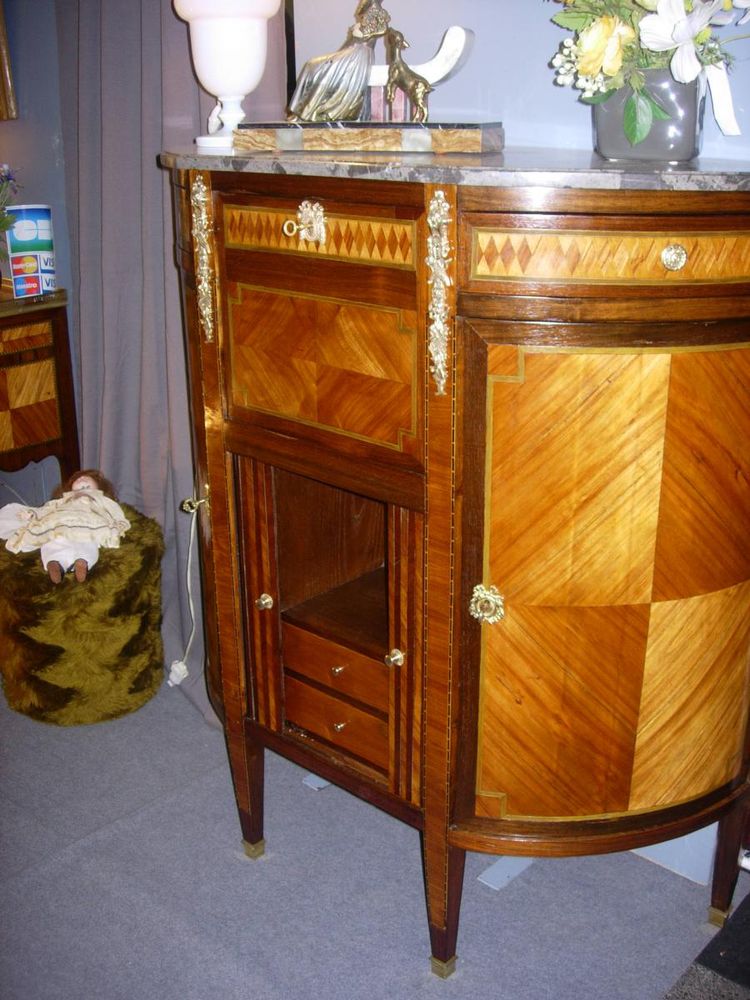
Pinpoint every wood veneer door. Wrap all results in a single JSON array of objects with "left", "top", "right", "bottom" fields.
[{"left": 464, "top": 326, "right": 750, "bottom": 825}]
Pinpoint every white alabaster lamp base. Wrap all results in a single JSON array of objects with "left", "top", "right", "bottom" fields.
[{"left": 174, "top": 0, "right": 281, "bottom": 149}]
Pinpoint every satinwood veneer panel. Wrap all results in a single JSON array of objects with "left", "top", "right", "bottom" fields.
[
  {"left": 476, "top": 603, "right": 649, "bottom": 818},
  {"left": 475, "top": 341, "right": 750, "bottom": 819},
  {"left": 631, "top": 580, "right": 750, "bottom": 808},
  {"left": 653, "top": 348, "right": 750, "bottom": 600},
  {"left": 486, "top": 348, "right": 670, "bottom": 607},
  {"left": 227, "top": 283, "right": 418, "bottom": 454}
]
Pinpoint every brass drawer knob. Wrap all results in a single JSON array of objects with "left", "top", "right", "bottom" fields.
[
  {"left": 469, "top": 584, "right": 505, "bottom": 625},
  {"left": 384, "top": 648, "right": 405, "bottom": 668},
  {"left": 661, "top": 244, "right": 688, "bottom": 272},
  {"left": 254, "top": 593, "right": 274, "bottom": 611},
  {"left": 333, "top": 721, "right": 347, "bottom": 733},
  {"left": 331, "top": 665, "right": 345, "bottom": 677},
  {"left": 282, "top": 200, "right": 327, "bottom": 244}
]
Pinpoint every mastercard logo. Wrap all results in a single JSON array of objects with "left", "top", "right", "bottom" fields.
[{"left": 11, "top": 255, "right": 38, "bottom": 276}]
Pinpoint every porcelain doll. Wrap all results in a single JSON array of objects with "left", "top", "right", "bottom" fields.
[{"left": 0, "top": 470, "right": 130, "bottom": 583}]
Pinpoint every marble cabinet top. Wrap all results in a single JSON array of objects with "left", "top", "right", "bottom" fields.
[{"left": 160, "top": 145, "right": 750, "bottom": 192}]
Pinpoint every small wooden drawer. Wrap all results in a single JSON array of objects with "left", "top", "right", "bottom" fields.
[
  {"left": 282, "top": 623, "right": 390, "bottom": 714},
  {"left": 223, "top": 202, "right": 417, "bottom": 271},
  {"left": 284, "top": 674, "right": 389, "bottom": 772},
  {"left": 460, "top": 215, "right": 750, "bottom": 292}
]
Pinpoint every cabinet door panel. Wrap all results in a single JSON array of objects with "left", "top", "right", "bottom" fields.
[{"left": 464, "top": 325, "right": 750, "bottom": 821}]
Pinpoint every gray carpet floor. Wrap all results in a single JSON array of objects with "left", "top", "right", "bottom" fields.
[{"left": 1, "top": 683, "right": 748, "bottom": 1000}]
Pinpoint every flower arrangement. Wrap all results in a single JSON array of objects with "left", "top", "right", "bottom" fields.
[
  {"left": 549, "top": 0, "right": 749, "bottom": 145},
  {"left": 0, "top": 163, "right": 19, "bottom": 262}
]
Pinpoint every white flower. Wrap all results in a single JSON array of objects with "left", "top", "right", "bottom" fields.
[
  {"left": 639, "top": 0, "right": 725, "bottom": 81},
  {"left": 639, "top": 0, "right": 741, "bottom": 134},
  {"left": 733, "top": 0, "right": 750, "bottom": 25}
]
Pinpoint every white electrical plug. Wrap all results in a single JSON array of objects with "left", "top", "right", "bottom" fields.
[{"left": 168, "top": 660, "right": 189, "bottom": 686}]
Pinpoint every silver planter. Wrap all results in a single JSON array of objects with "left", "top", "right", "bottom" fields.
[{"left": 592, "top": 69, "right": 706, "bottom": 162}]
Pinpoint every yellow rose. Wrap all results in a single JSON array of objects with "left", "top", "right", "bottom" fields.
[{"left": 577, "top": 16, "right": 636, "bottom": 78}]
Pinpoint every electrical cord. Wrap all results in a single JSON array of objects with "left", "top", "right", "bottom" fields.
[{"left": 167, "top": 503, "right": 198, "bottom": 687}]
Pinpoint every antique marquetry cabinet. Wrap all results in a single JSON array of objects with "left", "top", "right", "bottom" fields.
[
  {"left": 164, "top": 149, "right": 750, "bottom": 976},
  {"left": 0, "top": 286, "right": 80, "bottom": 479}
]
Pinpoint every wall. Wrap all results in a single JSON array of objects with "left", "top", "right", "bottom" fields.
[
  {"left": 292, "top": 0, "right": 750, "bottom": 161},
  {"left": 0, "top": 0, "right": 72, "bottom": 506}
]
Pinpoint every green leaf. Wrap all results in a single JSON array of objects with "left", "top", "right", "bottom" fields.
[
  {"left": 551, "top": 12, "right": 593, "bottom": 30},
  {"left": 623, "top": 91, "right": 654, "bottom": 145},
  {"left": 643, "top": 89, "right": 672, "bottom": 121},
  {"left": 582, "top": 90, "right": 617, "bottom": 105}
]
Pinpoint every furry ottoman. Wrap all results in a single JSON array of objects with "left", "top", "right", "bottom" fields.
[{"left": 0, "top": 504, "right": 164, "bottom": 725}]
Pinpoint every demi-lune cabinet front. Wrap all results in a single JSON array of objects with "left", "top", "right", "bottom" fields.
[{"left": 171, "top": 165, "right": 750, "bottom": 977}]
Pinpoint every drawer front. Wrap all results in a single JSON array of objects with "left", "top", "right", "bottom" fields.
[
  {"left": 282, "top": 623, "right": 389, "bottom": 714},
  {"left": 462, "top": 219, "right": 750, "bottom": 290},
  {"left": 224, "top": 203, "right": 416, "bottom": 270},
  {"left": 0, "top": 318, "right": 53, "bottom": 354},
  {"left": 284, "top": 674, "right": 389, "bottom": 772}
]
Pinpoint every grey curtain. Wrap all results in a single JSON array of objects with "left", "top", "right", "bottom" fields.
[{"left": 53, "top": 0, "right": 287, "bottom": 722}]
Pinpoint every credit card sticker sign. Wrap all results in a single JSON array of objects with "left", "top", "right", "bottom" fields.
[{"left": 4, "top": 206, "right": 56, "bottom": 298}]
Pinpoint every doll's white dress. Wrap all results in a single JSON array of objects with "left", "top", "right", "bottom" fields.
[{"left": 0, "top": 489, "right": 130, "bottom": 572}]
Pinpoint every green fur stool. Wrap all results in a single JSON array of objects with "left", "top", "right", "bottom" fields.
[{"left": 0, "top": 504, "right": 164, "bottom": 725}]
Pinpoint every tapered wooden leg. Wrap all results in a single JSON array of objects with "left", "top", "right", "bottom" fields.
[
  {"left": 708, "top": 797, "right": 750, "bottom": 926},
  {"left": 421, "top": 833, "right": 466, "bottom": 977},
  {"left": 235, "top": 738, "right": 265, "bottom": 859}
]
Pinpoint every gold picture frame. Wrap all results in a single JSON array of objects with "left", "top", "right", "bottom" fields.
[{"left": 0, "top": 0, "right": 18, "bottom": 121}]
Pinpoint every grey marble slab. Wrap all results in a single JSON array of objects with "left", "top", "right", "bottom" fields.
[{"left": 160, "top": 145, "right": 750, "bottom": 191}]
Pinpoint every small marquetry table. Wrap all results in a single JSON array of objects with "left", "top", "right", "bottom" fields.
[{"left": 0, "top": 283, "right": 80, "bottom": 481}]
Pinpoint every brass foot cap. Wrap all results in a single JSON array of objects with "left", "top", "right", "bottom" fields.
[
  {"left": 242, "top": 838, "right": 266, "bottom": 859},
  {"left": 430, "top": 955, "right": 457, "bottom": 979},
  {"left": 707, "top": 905, "right": 731, "bottom": 928}
]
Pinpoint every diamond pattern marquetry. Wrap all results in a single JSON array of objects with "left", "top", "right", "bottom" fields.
[
  {"left": 476, "top": 344, "right": 750, "bottom": 819},
  {"left": 224, "top": 205, "right": 416, "bottom": 269},
  {"left": 0, "top": 359, "right": 60, "bottom": 453},
  {"left": 471, "top": 229, "right": 750, "bottom": 284},
  {"left": 228, "top": 284, "right": 416, "bottom": 449}
]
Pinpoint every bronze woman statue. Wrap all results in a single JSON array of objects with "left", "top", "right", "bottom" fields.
[{"left": 287, "top": 0, "right": 391, "bottom": 122}]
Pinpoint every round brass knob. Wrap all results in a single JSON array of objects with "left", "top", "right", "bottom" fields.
[
  {"left": 384, "top": 649, "right": 405, "bottom": 668},
  {"left": 469, "top": 584, "right": 505, "bottom": 625},
  {"left": 331, "top": 665, "right": 345, "bottom": 677},
  {"left": 333, "top": 721, "right": 347, "bottom": 733},
  {"left": 661, "top": 244, "right": 688, "bottom": 272},
  {"left": 254, "top": 593, "right": 274, "bottom": 611}
]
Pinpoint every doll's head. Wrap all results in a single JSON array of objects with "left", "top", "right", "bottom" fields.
[{"left": 52, "top": 469, "right": 118, "bottom": 501}]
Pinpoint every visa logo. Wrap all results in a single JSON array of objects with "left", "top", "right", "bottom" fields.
[{"left": 40, "top": 253, "right": 56, "bottom": 272}]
